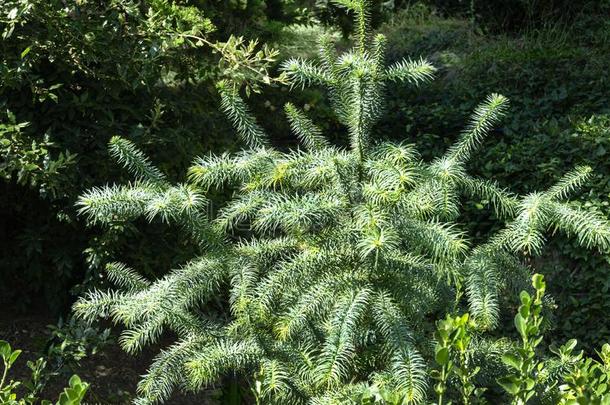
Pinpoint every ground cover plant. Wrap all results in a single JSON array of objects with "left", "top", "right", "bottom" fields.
[
  {"left": 374, "top": 2, "right": 610, "bottom": 349},
  {"left": 72, "top": 0, "right": 610, "bottom": 403}
]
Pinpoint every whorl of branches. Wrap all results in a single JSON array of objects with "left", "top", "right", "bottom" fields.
[{"left": 74, "top": 1, "right": 610, "bottom": 402}]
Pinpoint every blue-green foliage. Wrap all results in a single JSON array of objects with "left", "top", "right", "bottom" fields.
[
  {"left": 73, "top": 2, "right": 610, "bottom": 403},
  {"left": 259, "top": 3, "right": 610, "bottom": 350}
]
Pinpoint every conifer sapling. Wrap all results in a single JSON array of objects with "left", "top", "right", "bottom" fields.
[{"left": 74, "top": 1, "right": 610, "bottom": 403}]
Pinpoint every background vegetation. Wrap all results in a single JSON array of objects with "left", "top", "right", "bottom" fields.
[{"left": 1, "top": 0, "right": 609, "bottom": 402}]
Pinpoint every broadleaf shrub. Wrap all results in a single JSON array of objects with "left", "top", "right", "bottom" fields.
[
  {"left": 0, "top": 340, "right": 88, "bottom": 404},
  {"left": 364, "top": 275, "right": 610, "bottom": 404},
  {"left": 0, "top": 0, "right": 288, "bottom": 312}
]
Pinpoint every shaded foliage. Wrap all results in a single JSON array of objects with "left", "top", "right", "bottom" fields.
[{"left": 0, "top": 0, "right": 288, "bottom": 313}]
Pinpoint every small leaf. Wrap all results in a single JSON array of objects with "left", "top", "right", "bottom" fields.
[
  {"left": 501, "top": 353, "right": 521, "bottom": 370},
  {"left": 69, "top": 374, "right": 82, "bottom": 387},
  {"left": 435, "top": 347, "right": 450, "bottom": 366},
  {"left": 532, "top": 273, "right": 545, "bottom": 290},
  {"left": 497, "top": 376, "right": 520, "bottom": 395},
  {"left": 21, "top": 46, "right": 31, "bottom": 59},
  {"left": 519, "top": 305, "right": 530, "bottom": 319},
  {"left": 7, "top": 7, "right": 18, "bottom": 19},
  {"left": 514, "top": 314, "right": 527, "bottom": 337},
  {"left": 0, "top": 341, "right": 11, "bottom": 359},
  {"left": 58, "top": 392, "right": 69, "bottom": 405},
  {"left": 519, "top": 291, "right": 531, "bottom": 305},
  {"left": 8, "top": 349, "right": 21, "bottom": 366},
  {"left": 564, "top": 339, "right": 577, "bottom": 352}
]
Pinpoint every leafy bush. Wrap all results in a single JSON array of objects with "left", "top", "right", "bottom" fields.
[
  {"left": 44, "top": 317, "right": 112, "bottom": 376},
  {"left": 0, "top": 0, "right": 285, "bottom": 312},
  {"left": 72, "top": 0, "right": 610, "bottom": 403},
  {"left": 0, "top": 340, "right": 88, "bottom": 404},
  {"left": 359, "top": 275, "right": 610, "bottom": 404},
  {"left": 411, "top": 0, "right": 607, "bottom": 32}
]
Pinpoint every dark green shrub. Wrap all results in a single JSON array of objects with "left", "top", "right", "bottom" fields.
[
  {"left": 376, "top": 5, "right": 610, "bottom": 350},
  {"left": 0, "top": 0, "right": 285, "bottom": 313},
  {"left": 418, "top": 0, "right": 608, "bottom": 32}
]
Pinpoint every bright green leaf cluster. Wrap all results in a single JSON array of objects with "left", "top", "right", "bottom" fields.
[
  {"left": 498, "top": 274, "right": 547, "bottom": 404},
  {"left": 432, "top": 313, "right": 484, "bottom": 405},
  {"left": 0, "top": 340, "right": 88, "bottom": 405}
]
